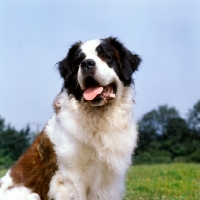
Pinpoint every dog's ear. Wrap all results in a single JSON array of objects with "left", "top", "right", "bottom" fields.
[
  {"left": 57, "top": 41, "right": 83, "bottom": 100},
  {"left": 105, "top": 37, "right": 141, "bottom": 83},
  {"left": 58, "top": 41, "right": 81, "bottom": 79}
]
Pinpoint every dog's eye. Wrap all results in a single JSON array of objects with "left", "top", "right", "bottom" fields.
[
  {"left": 75, "top": 52, "right": 85, "bottom": 65},
  {"left": 99, "top": 54, "right": 111, "bottom": 61}
]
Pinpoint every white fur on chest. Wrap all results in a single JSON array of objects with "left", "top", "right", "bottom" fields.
[{"left": 46, "top": 89, "right": 138, "bottom": 199}]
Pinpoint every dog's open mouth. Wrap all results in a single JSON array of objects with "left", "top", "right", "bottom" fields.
[{"left": 83, "top": 77, "right": 116, "bottom": 106}]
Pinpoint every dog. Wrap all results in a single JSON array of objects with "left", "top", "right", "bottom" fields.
[{"left": 0, "top": 37, "right": 141, "bottom": 200}]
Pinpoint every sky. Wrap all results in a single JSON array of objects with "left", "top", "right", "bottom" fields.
[{"left": 0, "top": 0, "right": 200, "bottom": 131}]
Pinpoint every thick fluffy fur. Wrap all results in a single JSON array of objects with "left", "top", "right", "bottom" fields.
[{"left": 0, "top": 37, "right": 141, "bottom": 200}]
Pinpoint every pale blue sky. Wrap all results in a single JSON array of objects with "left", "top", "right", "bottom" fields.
[{"left": 0, "top": 0, "right": 200, "bottom": 130}]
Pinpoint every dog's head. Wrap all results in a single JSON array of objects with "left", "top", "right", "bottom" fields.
[{"left": 58, "top": 37, "right": 141, "bottom": 106}]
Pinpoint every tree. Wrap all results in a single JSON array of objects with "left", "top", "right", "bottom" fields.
[
  {"left": 0, "top": 116, "right": 32, "bottom": 167},
  {"left": 134, "top": 105, "right": 200, "bottom": 164},
  {"left": 163, "top": 117, "right": 190, "bottom": 158},
  {"left": 137, "top": 105, "right": 180, "bottom": 152},
  {"left": 186, "top": 100, "right": 200, "bottom": 162},
  {"left": 0, "top": 116, "right": 5, "bottom": 131},
  {"left": 187, "top": 100, "right": 200, "bottom": 134}
]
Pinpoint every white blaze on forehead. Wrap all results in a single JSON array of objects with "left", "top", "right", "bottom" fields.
[{"left": 80, "top": 39, "right": 101, "bottom": 57}]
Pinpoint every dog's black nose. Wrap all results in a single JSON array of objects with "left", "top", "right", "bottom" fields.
[{"left": 81, "top": 59, "right": 95, "bottom": 70}]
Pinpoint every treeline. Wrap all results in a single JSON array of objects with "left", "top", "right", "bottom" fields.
[
  {"left": 0, "top": 118, "right": 35, "bottom": 168},
  {"left": 0, "top": 100, "right": 200, "bottom": 167},
  {"left": 134, "top": 100, "right": 200, "bottom": 164}
]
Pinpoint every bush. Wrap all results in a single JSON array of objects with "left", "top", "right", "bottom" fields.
[
  {"left": 187, "top": 148, "right": 200, "bottom": 162},
  {"left": 0, "top": 155, "right": 15, "bottom": 168},
  {"left": 133, "top": 151, "right": 172, "bottom": 164},
  {"left": 174, "top": 156, "right": 188, "bottom": 163}
]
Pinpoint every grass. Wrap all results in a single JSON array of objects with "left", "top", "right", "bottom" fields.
[
  {"left": 125, "top": 163, "right": 200, "bottom": 200},
  {"left": 0, "top": 168, "right": 7, "bottom": 177},
  {"left": 1, "top": 163, "right": 200, "bottom": 199}
]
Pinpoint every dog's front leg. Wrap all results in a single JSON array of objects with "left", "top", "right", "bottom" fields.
[{"left": 48, "top": 170, "right": 86, "bottom": 200}]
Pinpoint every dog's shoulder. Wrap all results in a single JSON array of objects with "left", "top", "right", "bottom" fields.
[{"left": 0, "top": 132, "right": 57, "bottom": 200}]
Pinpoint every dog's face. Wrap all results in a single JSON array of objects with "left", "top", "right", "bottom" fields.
[{"left": 58, "top": 37, "right": 141, "bottom": 106}]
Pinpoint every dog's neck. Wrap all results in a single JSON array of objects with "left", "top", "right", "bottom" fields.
[{"left": 53, "top": 87, "right": 135, "bottom": 132}]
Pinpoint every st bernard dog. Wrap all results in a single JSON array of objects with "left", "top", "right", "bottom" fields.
[{"left": 0, "top": 37, "right": 141, "bottom": 200}]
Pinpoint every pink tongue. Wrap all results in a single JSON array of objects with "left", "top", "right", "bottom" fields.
[{"left": 83, "top": 87, "right": 103, "bottom": 100}]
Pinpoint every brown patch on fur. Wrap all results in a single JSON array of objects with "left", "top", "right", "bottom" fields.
[
  {"left": 53, "top": 96, "right": 61, "bottom": 114},
  {"left": 58, "top": 180, "right": 64, "bottom": 186},
  {"left": 8, "top": 185, "right": 14, "bottom": 190},
  {"left": 105, "top": 37, "right": 120, "bottom": 61},
  {"left": 10, "top": 131, "right": 58, "bottom": 200},
  {"left": 113, "top": 48, "right": 121, "bottom": 62},
  {"left": 86, "top": 186, "right": 90, "bottom": 196}
]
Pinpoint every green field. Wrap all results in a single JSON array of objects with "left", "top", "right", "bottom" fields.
[
  {"left": 1, "top": 163, "right": 200, "bottom": 199},
  {"left": 125, "top": 163, "right": 200, "bottom": 200}
]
